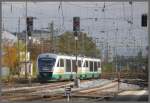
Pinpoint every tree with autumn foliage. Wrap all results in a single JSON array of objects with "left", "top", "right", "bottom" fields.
[
  {"left": 57, "top": 31, "right": 100, "bottom": 57},
  {"left": 28, "top": 32, "right": 100, "bottom": 62},
  {"left": 2, "top": 40, "right": 26, "bottom": 77},
  {"left": 3, "top": 42, "right": 17, "bottom": 76},
  {"left": 28, "top": 39, "right": 52, "bottom": 61}
]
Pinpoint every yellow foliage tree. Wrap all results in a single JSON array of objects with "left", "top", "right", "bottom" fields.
[{"left": 3, "top": 43, "right": 17, "bottom": 75}]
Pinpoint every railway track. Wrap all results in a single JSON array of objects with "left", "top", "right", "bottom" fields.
[
  {"left": 71, "top": 81, "right": 118, "bottom": 100},
  {"left": 41, "top": 80, "right": 118, "bottom": 101},
  {"left": 2, "top": 80, "right": 94, "bottom": 101},
  {"left": 2, "top": 79, "right": 142, "bottom": 102},
  {"left": 2, "top": 82, "right": 73, "bottom": 98},
  {"left": 1, "top": 81, "right": 73, "bottom": 101},
  {"left": 2, "top": 79, "right": 94, "bottom": 93},
  {"left": 3, "top": 82, "right": 71, "bottom": 92}
]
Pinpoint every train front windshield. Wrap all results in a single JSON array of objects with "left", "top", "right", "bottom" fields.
[{"left": 38, "top": 58, "right": 56, "bottom": 72}]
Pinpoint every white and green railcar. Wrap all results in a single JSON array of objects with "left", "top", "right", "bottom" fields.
[{"left": 37, "top": 53, "right": 101, "bottom": 81}]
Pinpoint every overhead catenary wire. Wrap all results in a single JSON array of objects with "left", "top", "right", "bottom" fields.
[
  {"left": 1, "top": 2, "right": 147, "bottom": 56},
  {"left": 66, "top": 2, "right": 124, "bottom": 9}
]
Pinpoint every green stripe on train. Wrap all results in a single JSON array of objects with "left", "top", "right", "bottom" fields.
[{"left": 52, "top": 72, "right": 100, "bottom": 80}]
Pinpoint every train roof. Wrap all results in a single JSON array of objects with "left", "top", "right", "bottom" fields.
[{"left": 38, "top": 53, "right": 101, "bottom": 61}]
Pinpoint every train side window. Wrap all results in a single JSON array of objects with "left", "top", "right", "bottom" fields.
[
  {"left": 72, "top": 60, "right": 76, "bottom": 72},
  {"left": 83, "top": 62, "right": 86, "bottom": 67},
  {"left": 66, "top": 59, "right": 71, "bottom": 72},
  {"left": 94, "top": 62, "right": 97, "bottom": 71},
  {"left": 60, "top": 59, "right": 64, "bottom": 67},
  {"left": 90, "top": 61, "right": 93, "bottom": 72},
  {"left": 78, "top": 60, "right": 81, "bottom": 67},
  {"left": 98, "top": 62, "right": 100, "bottom": 68},
  {"left": 100, "top": 62, "right": 101, "bottom": 67},
  {"left": 57, "top": 60, "right": 60, "bottom": 67},
  {"left": 83, "top": 61, "right": 87, "bottom": 67},
  {"left": 86, "top": 61, "right": 88, "bottom": 67}
]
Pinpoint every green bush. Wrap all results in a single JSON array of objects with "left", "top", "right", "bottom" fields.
[{"left": 102, "top": 63, "right": 115, "bottom": 73}]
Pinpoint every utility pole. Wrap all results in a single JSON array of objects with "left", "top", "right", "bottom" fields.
[
  {"left": 105, "top": 42, "right": 108, "bottom": 63},
  {"left": 114, "top": 46, "right": 120, "bottom": 93},
  {"left": 55, "top": 28, "right": 59, "bottom": 53},
  {"left": 148, "top": 1, "right": 150, "bottom": 100},
  {"left": 25, "top": 0, "right": 28, "bottom": 80},
  {"left": 49, "top": 21, "right": 54, "bottom": 53},
  {"left": 0, "top": 0, "right": 2, "bottom": 97},
  {"left": 67, "top": 34, "right": 70, "bottom": 54},
  {"left": 115, "top": 26, "right": 120, "bottom": 93},
  {"left": 17, "top": 17, "right": 20, "bottom": 77},
  {"left": 116, "top": 48, "right": 120, "bottom": 93},
  {"left": 117, "top": 69, "right": 120, "bottom": 93},
  {"left": 95, "top": 38, "right": 99, "bottom": 57},
  {"left": 81, "top": 32, "right": 85, "bottom": 56},
  {"left": 40, "top": 30, "right": 42, "bottom": 53}
]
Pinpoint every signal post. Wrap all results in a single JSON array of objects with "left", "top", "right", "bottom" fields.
[
  {"left": 73, "top": 17, "right": 80, "bottom": 88},
  {"left": 26, "top": 16, "right": 34, "bottom": 86}
]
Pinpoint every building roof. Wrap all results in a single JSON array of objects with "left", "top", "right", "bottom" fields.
[{"left": 2, "top": 31, "right": 17, "bottom": 43}]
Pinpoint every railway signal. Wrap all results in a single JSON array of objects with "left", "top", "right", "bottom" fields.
[
  {"left": 73, "top": 17, "right": 80, "bottom": 32},
  {"left": 64, "top": 85, "right": 72, "bottom": 102},
  {"left": 73, "top": 17, "right": 80, "bottom": 39},
  {"left": 141, "top": 14, "right": 147, "bottom": 27},
  {"left": 73, "top": 17, "right": 80, "bottom": 88},
  {"left": 26, "top": 17, "right": 33, "bottom": 37}
]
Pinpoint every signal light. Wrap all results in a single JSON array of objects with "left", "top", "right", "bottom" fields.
[
  {"left": 141, "top": 14, "right": 147, "bottom": 27},
  {"left": 73, "top": 17, "right": 80, "bottom": 32},
  {"left": 26, "top": 17, "right": 33, "bottom": 37}
]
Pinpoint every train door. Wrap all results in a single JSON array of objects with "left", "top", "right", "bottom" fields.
[
  {"left": 85, "top": 60, "right": 89, "bottom": 78},
  {"left": 66, "top": 59, "right": 71, "bottom": 72},
  {"left": 77, "top": 60, "right": 82, "bottom": 73},
  {"left": 72, "top": 59, "right": 76, "bottom": 79},
  {"left": 72, "top": 59, "right": 76, "bottom": 73},
  {"left": 89, "top": 61, "right": 94, "bottom": 78},
  {"left": 66, "top": 59, "right": 72, "bottom": 79},
  {"left": 97, "top": 61, "right": 101, "bottom": 73},
  {"left": 94, "top": 61, "right": 98, "bottom": 72},
  {"left": 53, "top": 58, "right": 63, "bottom": 79},
  {"left": 93, "top": 61, "right": 98, "bottom": 78}
]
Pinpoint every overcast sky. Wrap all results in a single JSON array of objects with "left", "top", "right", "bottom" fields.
[{"left": 2, "top": 1, "right": 148, "bottom": 56}]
